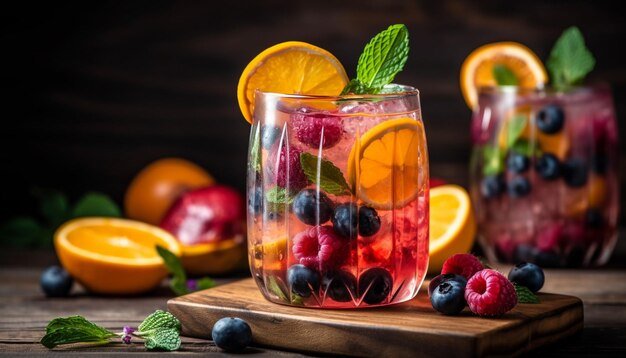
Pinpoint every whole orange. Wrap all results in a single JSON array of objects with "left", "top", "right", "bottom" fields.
[{"left": 124, "top": 158, "right": 215, "bottom": 225}]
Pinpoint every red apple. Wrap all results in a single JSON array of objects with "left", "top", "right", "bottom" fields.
[{"left": 160, "top": 185, "right": 245, "bottom": 246}]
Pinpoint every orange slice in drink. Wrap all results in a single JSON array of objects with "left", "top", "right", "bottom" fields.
[
  {"left": 54, "top": 217, "right": 181, "bottom": 295},
  {"left": 428, "top": 185, "right": 476, "bottom": 273},
  {"left": 460, "top": 42, "right": 548, "bottom": 109},
  {"left": 237, "top": 41, "right": 349, "bottom": 123},
  {"left": 347, "top": 118, "right": 426, "bottom": 209}
]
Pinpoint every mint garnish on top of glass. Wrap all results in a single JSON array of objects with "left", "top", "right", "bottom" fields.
[{"left": 341, "top": 24, "right": 410, "bottom": 95}]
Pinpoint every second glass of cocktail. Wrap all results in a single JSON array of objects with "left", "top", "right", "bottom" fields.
[{"left": 247, "top": 86, "right": 428, "bottom": 308}]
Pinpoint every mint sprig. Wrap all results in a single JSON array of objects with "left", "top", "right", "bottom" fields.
[
  {"left": 300, "top": 152, "right": 351, "bottom": 195},
  {"left": 342, "top": 24, "right": 409, "bottom": 95},
  {"left": 41, "top": 310, "right": 181, "bottom": 351},
  {"left": 547, "top": 26, "right": 595, "bottom": 89},
  {"left": 492, "top": 64, "right": 519, "bottom": 86},
  {"left": 514, "top": 283, "right": 540, "bottom": 304},
  {"left": 156, "top": 245, "right": 216, "bottom": 296}
]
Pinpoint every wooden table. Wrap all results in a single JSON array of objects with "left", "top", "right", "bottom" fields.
[{"left": 1, "top": 243, "right": 626, "bottom": 357}]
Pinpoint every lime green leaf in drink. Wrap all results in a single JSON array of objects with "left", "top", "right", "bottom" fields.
[
  {"left": 547, "top": 26, "right": 595, "bottom": 89},
  {"left": 510, "top": 139, "right": 543, "bottom": 158},
  {"left": 482, "top": 145, "right": 505, "bottom": 176},
  {"left": 300, "top": 152, "right": 351, "bottom": 195},
  {"left": 505, "top": 114, "right": 528, "bottom": 148},
  {"left": 492, "top": 64, "right": 519, "bottom": 86}
]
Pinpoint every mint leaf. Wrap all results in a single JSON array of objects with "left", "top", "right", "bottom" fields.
[
  {"left": 493, "top": 64, "right": 519, "bottom": 86},
  {"left": 41, "top": 316, "right": 116, "bottom": 348},
  {"left": 156, "top": 245, "right": 188, "bottom": 296},
  {"left": 38, "top": 190, "right": 69, "bottom": 227},
  {"left": 345, "top": 24, "right": 409, "bottom": 94},
  {"left": 266, "top": 186, "right": 295, "bottom": 205},
  {"left": 267, "top": 275, "right": 289, "bottom": 301},
  {"left": 138, "top": 310, "right": 181, "bottom": 333},
  {"left": 136, "top": 310, "right": 182, "bottom": 351},
  {"left": 514, "top": 283, "right": 540, "bottom": 304},
  {"left": 547, "top": 26, "right": 595, "bottom": 89},
  {"left": 482, "top": 145, "right": 505, "bottom": 176},
  {"left": 195, "top": 277, "right": 216, "bottom": 290},
  {"left": 71, "top": 192, "right": 121, "bottom": 218},
  {"left": 142, "top": 328, "right": 181, "bottom": 351},
  {"left": 510, "top": 139, "right": 542, "bottom": 158},
  {"left": 250, "top": 125, "right": 261, "bottom": 173},
  {"left": 505, "top": 114, "right": 528, "bottom": 148},
  {"left": 0, "top": 217, "right": 44, "bottom": 247},
  {"left": 300, "top": 152, "right": 350, "bottom": 195}
]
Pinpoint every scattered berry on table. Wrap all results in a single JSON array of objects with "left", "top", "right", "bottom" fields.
[
  {"left": 480, "top": 175, "right": 506, "bottom": 199},
  {"left": 507, "top": 152, "right": 530, "bottom": 173},
  {"left": 292, "top": 226, "right": 348, "bottom": 270},
  {"left": 562, "top": 158, "right": 589, "bottom": 187},
  {"left": 287, "top": 264, "right": 321, "bottom": 297},
  {"left": 358, "top": 206, "right": 381, "bottom": 237},
  {"left": 536, "top": 104, "right": 565, "bottom": 134},
  {"left": 358, "top": 268, "right": 393, "bottom": 305},
  {"left": 292, "top": 189, "right": 334, "bottom": 225},
  {"left": 507, "top": 176, "right": 531, "bottom": 198},
  {"left": 441, "top": 254, "right": 484, "bottom": 280},
  {"left": 40, "top": 265, "right": 73, "bottom": 297},
  {"left": 332, "top": 203, "right": 358, "bottom": 239},
  {"left": 465, "top": 269, "right": 517, "bottom": 316},
  {"left": 322, "top": 270, "right": 357, "bottom": 302},
  {"left": 428, "top": 273, "right": 467, "bottom": 297},
  {"left": 535, "top": 153, "right": 561, "bottom": 180},
  {"left": 267, "top": 145, "right": 308, "bottom": 192},
  {"left": 211, "top": 317, "right": 252, "bottom": 352},
  {"left": 508, "top": 262, "right": 545, "bottom": 293},
  {"left": 430, "top": 280, "right": 466, "bottom": 315},
  {"left": 261, "top": 125, "right": 282, "bottom": 150},
  {"left": 291, "top": 112, "right": 343, "bottom": 149}
]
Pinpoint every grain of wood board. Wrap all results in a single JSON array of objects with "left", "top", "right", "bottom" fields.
[{"left": 168, "top": 278, "right": 584, "bottom": 358}]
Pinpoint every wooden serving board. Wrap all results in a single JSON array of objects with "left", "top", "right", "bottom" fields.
[{"left": 168, "top": 278, "right": 583, "bottom": 358}]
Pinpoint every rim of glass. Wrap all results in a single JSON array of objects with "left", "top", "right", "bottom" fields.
[
  {"left": 255, "top": 84, "right": 419, "bottom": 101},
  {"left": 477, "top": 83, "right": 611, "bottom": 96}
]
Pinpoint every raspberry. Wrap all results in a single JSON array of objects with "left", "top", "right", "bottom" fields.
[
  {"left": 465, "top": 269, "right": 517, "bottom": 316},
  {"left": 441, "top": 253, "right": 484, "bottom": 280},
  {"left": 267, "top": 145, "right": 308, "bottom": 192},
  {"left": 291, "top": 112, "right": 343, "bottom": 149},
  {"left": 292, "top": 226, "right": 349, "bottom": 270}
]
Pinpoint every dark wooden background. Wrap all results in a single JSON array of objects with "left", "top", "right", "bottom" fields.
[{"left": 1, "top": 0, "right": 625, "bottom": 225}]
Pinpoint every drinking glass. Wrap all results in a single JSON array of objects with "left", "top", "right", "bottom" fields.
[
  {"left": 247, "top": 85, "right": 429, "bottom": 308},
  {"left": 470, "top": 85, "right": 619, "bottom": 267}
]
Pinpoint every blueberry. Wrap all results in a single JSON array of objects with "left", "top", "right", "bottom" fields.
[
  {"left": 535, "top": 153, "right": 561, "bottom": 180},
  {"left": 536, "top": 104, "right": 565, "bottom": 134},
  {"left": 585, "top": 209, "right": 604, "bottom": 229},
  {"left": 507, "top": 152, "right": 530, "bottom": 173},
  {"left": 428, "top": 274, "right": 467, "bottom": 297},
  {"left": 480, "top": 175, "right": 506, "bottom": 199},
  {"left": 562, "top": 158, "right": 589, "bottom": 187},
  {"left": 332, "top": 203, "right": 358, "bottom": 239},
  {"left": 211, "top": 317, "right": 252, "bottom": 352},
  {"left": 261, "top": 125, "right": 282, "bottom": 150},
  {"left": 287, "top": 264, "right": 320, "bottom": 297},
  {"left": 430, "top": 281, "right": 466, "bottom": 315},
  {"left": 358, "top": 268, "right": 393, "bottom": 305},
  {"left": 40, "top": 266, "right": 73, "bottom": 297},
  {"left": 322, "top": 270, "right": 357, "bottom": 302},
  {"left": 508, "top": 176, "right": 531, "bottom": 198},
  {"left": 358, "top": 206, "right": 381, "bottom": 237},
  {"left": 508, "top": 262, "right": 545, "bottom": 293},
  {"left": 248, "top": 186, "right": 263, "bottom": 215},
  {"left": 292, "top": 189, "right": 334, "bottom": 225}
]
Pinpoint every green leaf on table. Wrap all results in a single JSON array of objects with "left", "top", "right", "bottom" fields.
[
  {"left": 195, "top": 277, "right": 216, "bottom": 290},
  {"left": 547, "top": 26, "right": 595, "bottom": 89},
  {"left": 138, "top": 310, "right": 181, "bottom": 333},
  {"left": 514, "top": 283, "right": 540, "bottom": 304},
  {"left": 0, "top": 217, "right": 44, "bottom": 247},
  {"left": 156, "top": 245, "right": 188, "bottom": 296},
  {"left": 482, "top": 145, "right": 505, "bottom": 176},
  {"left": 142, "top": 328, "right": 181, "bottom": 351},
  {"left": 41, "top": 316, "right": 116, "bottom": 348},
  {"left": 137, "top": 310, "right": 181, "bottom": 350},
  {"left": 71, "top": 192, "right": 121, "bottom": 218},
  {"left": 38, "top": 190, "right": 70, "bottom": 227},
  {"left": 343, "top": 24, "right": 409, "bottom": 94},
  {"left": 300, "top": 152, "right": 351, "bottom": 195},
  {"left": 493, "top": 64, "right": 519, "bottom": 86}
]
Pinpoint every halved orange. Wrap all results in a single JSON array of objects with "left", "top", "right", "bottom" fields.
[
  {"left": 460, "top": 42, "right": 548, "bottom": 109},
  {"left": 180, "top": 239, "right": 247, "bottom": 276},
  {"left": 237, "top": 41, "right": 349, "bottom": 123},
  {"left": 54, "top": 217, "right": 181, "bottom": 295},
  {"left": 428, "top": 185, "right": 476, "bottom": 273},
  {"left": 347, "top": 118, "right": 426, "bottom": 209}
]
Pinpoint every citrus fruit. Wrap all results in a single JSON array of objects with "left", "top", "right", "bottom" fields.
[
  {"left": 566, "top": 174, "right": 608, "bottom": 217},
  {"left": 124, "top": 158, "right": 214, "bottom": 225},
  {"left": 251, "top": 237, "right": 289, "bottom": 271},
  {"left": 237, "top": 41, "right": 349, "bottom": 123},
  {"left": 460, "top": 42, "right": 548, "bottom": 108},
  {"left": 54, "top": 217, "right": 181, "bottom": 295},
  {"left": 180, "top": 239, "right": 247, "bottom": 276},
  {"left": 428, "top": 185, "right": 477, "bottom": 274},
  {"left": 347, "top": 118, "right": 426, "bottom": 209}
]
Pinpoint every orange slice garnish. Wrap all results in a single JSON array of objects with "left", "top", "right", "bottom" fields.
[
  {"left": 237, "top": 41, "right": 349, "bottom": 124},
  {"left": 460, "top": 42, "right": 548, "bottom": 109}
]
